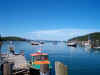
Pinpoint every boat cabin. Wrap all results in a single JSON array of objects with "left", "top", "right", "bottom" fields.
[
  {"left": 30, "top": 52, "right": 50, "bottom": 70},
  {"left": 31, "top": 52, "right": 48, "bottom": 61}
]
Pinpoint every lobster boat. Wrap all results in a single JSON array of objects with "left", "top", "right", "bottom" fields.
[{"left": 29, "top": 51, "right": 52, "bottom": 75}]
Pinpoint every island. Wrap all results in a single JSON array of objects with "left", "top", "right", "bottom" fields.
[
  {"left": 68, "top": 32, "right": 100, "bottom": 42},
  {"left": 1, "top": 36, "right": 27, "bottom": 41},
  {"left": 67, "top": 32, "right": 100, "bottom": 48}
]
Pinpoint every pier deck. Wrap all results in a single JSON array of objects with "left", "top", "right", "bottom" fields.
[
  {"left": 1, "top": 54, "right": 29, "bottom": 75},
  {"left": 7, "top": 54, "right": 28, "bottom": 70}
]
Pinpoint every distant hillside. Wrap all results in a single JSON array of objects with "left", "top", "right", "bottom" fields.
[
  {"left": 68, "top": 32, "right": 100, "bottom": 41},
  {"left": 1, "top": 36, "right": 27, "bottom": 41}
]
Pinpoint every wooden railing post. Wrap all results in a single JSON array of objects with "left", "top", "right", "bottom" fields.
[{"left": 55, "top": 61, "right": 68, "bottom": 75}]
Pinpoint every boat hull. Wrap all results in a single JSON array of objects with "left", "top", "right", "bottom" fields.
[
  {"left": 30, "top": 67, "right": 51, "bottom": 75},
  {"left": 30, "top": 68, "right": 40, "bottom": 75}
]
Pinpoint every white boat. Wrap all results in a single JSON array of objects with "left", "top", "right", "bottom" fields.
[
  {"left": 84, "top": 42, "right": 89, "bottom": 46},
  {"left": 30, "top": 41, "right": 40, "bottom": 45},
  {"left": 67, "top": 41, "right": 77, "bottom": 47},
  {"left": 93, "top": 47, "right": 100, "bottom": 49}
]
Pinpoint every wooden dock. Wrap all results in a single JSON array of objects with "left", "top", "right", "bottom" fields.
[
  {"left": 7, "top": 54, "right": 28, "bottom": 70},
  {"left": 1, "top": 54, "right": 29, "bottom": 75}
]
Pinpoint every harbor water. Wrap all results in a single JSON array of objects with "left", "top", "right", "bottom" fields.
[{"left": 1, "top": 41, "right": 100, "bottom": 75}]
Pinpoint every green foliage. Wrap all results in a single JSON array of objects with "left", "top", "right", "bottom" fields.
[
  {"left": 1, "top": 36, "right": 27, "bottom": 41},
  {"left": 68, "top": 32, "right": 100, "bottom": 41}
]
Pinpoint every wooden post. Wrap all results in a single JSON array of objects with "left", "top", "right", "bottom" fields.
[
  {"left": 0, "top": 34, "right": 2, "bottom": 60},
  {"left": 3, "top": 63, "right": 10, "bottom": 75},
  {"left": 3, "top": 62, "right": 13, "bottom": 75},
  {"left": 0, "top": 34, "right": 2, "bottom": 70},
  {"left": 40, "top": 64, "right": 49, "bottom": 75},
  {"left": 55, "top": 61, "right": 68, "bottom": 75}
]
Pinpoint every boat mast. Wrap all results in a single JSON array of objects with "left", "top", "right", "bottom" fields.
[
  {"left": 40, "top": 44, "right": 42, "bottom": 52},
  {"left": 38, "top": 44, "right": 42, "bottom": 53}
]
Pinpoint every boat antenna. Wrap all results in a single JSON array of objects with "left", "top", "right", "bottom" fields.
[{"left": 38, "top": 44, "right": 42, "bottom": 53}]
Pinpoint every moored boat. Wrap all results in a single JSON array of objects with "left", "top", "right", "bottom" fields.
[
  {"left": 29, "top": 50, "right": 52, "bottom": 75},
  {"left": 67, "top": 41, "right": 77, "bottom": 47},
  {"left": 31, "top": 41, "right": 40, "bottom": 45},
  {"left": 93, "top": 47, "right": 100, "bottom": 49}
]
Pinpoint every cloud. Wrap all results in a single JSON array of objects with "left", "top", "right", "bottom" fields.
[{"left": 27, "top": 28, "right": 100, "bottom": 41}]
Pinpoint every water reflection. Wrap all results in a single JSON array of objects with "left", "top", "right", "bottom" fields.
[
  {"left": 1, "top": 41, "right": 100, "bottom": 75},
  {"left": 83, "top": 46, "right": 100, "bottom": 54}
]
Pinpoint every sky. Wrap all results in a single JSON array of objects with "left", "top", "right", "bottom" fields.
[{"left": 0, "top": 0, "right": 100, "bottom": 40}]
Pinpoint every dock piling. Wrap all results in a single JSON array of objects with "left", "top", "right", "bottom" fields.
[{"left": 55, "top": 61, "right": 68, "bottom": 75}]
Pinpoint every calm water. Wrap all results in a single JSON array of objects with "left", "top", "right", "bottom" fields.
[{"left": 1, "top": 41, "right": 100, "bottom": 75}]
